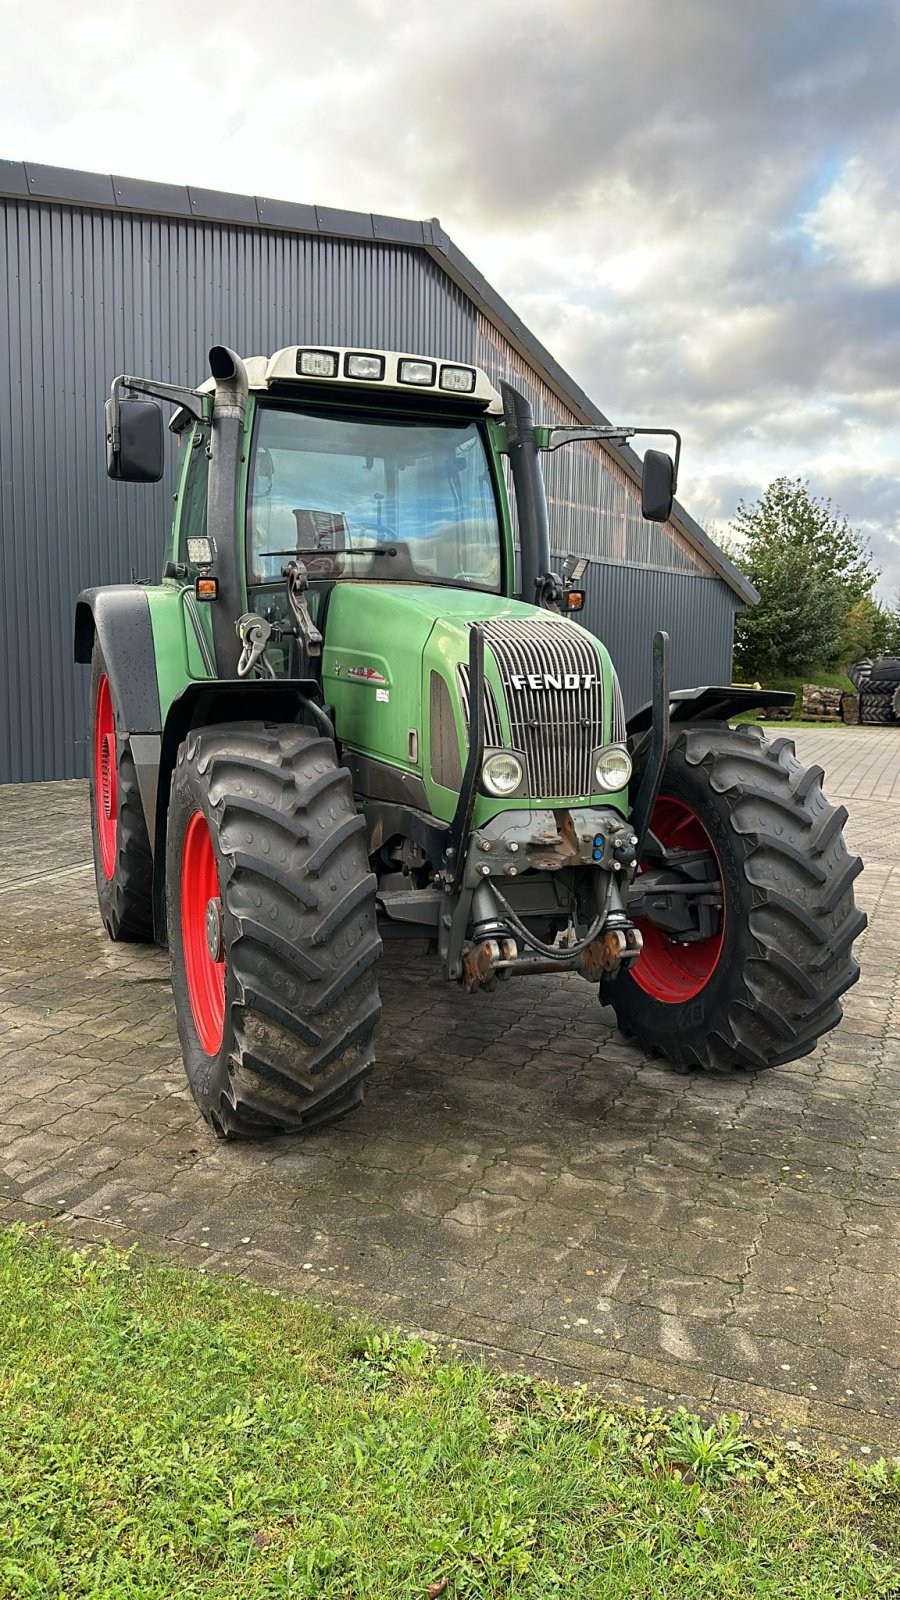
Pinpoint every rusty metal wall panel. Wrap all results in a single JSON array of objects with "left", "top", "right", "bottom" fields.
[
  {"left": 477, "top": 317, "right": 705, "bottom": 577},
  {"left": 0, "top": 198, "right": 476, "bottom": 782}
]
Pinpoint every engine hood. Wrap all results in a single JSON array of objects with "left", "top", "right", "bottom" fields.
[{"left": 322, "top": 583, "right": 621, "bottom": 823}]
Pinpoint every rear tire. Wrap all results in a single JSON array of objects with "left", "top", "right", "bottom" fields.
[
  {"left": 89, "top": 643, "right": 154, "bottom": 942},
  {"left": 606, "top": 722, "right": 865, "bottom": 1073},
  {"left": 166, "top": 721, "right": 382, "bottom": 1138}
]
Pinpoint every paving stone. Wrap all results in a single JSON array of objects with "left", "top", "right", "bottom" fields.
[{"left": 1, "top": 732, "right": 899, "bottom": 1453}]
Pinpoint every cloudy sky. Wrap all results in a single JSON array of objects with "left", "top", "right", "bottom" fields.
[{"left": 2, "top": 0, "right": 899, "bottom": 593}]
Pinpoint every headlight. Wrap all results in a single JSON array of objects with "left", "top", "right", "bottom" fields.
[
  {"left": 345, "top": 353, "right": 385, "bottom": 380},
  {"left": 482, "top": 751, "right": 524, "bottom": 797},
  {"left": 398, "top": 358, "right": 436, "bottom": 386},
  {"left": 296, "top": 349, "right": 338, "bottom": 378},
  {"left": 440, "top": 364, "right": 477, "bottom": 393},
  {"left": 594, "top": 746, "right": 632, "bottom": 792}
]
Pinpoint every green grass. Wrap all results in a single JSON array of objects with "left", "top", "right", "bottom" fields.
[
  {"left": 736, "top": 718, "right": 852, "bottom": 730},
  {"left": 1, "top": 1226, "right": 898, "bottom": 1598},
  {"left": 732, "top": 667, "right": 859, "bottom": 729}
]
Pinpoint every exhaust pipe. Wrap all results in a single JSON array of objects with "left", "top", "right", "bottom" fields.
[
  {"left": 501, "top": 382, "right": 553, "bottom": 608},
  {"left": 206, "top": 345, "right": 249, "bottom": 675}
]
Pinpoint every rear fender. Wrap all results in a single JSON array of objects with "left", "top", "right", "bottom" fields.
[
  {"left": 74, "top": 586, "right": 162, "bottom": 735},
  {"left": 627, "top": 684, "right": 794, "bottom": 737},
  {"left": 75, "top": 587, "right": 163, "bottom": 844}
]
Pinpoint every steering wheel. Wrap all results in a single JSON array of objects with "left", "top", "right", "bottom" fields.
[{"left": 347, "top": 514, "right": 399, "bottom": 544}]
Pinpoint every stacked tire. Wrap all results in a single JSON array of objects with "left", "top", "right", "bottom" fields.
[{"left": 850, "top": 656, "right": 900, "bottom": 724}]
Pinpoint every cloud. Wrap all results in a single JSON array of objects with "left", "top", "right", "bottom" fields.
[
  {"left": 1, "top": 0, "right": 898, "bottom": 597},
  {"left": 803, "top": 156, "right": 900, "bottom": 287}
]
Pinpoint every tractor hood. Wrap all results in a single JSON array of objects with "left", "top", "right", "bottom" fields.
[{"left": 322, "top": 583, "right": 623, "bottom": 822}]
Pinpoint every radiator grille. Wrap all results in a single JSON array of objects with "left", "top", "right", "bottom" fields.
[
  {"left": 479, "top": 617, "right": 606, "bottom": 798},
  {"left": 457, "top": 666, "right": 503, "bottom": 747},
  {"left": 610, "top": 672, "right": 626, "bottom": 743}
]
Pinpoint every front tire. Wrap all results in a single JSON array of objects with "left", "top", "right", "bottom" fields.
[
  {"left": 89, "top": 643, "right": 153, "bottom": 942},
  {"left": 607, "top": 722, "right": 866, "bottom": 1072},
  {"left": 166, "top": 721, "right": 382, "bottom": 1138}
]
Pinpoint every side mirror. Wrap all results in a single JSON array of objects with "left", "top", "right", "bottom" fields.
[
  {"left": 641, "top": 449, "right": 675, "bottom": 523},
  {"left": 105, "top": 395, "right": 164, "bottom": 482}
]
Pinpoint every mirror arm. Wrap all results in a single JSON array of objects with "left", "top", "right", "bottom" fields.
[
  {"left": 543, "top": 424, "right": 681, "bottom": 493},
  {"left": 106, "top": 374, "right": 209, "bottom": 452}
]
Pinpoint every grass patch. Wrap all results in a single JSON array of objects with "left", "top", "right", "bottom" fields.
[
  {"left": 730, "top": 668, "right": 851, "bottom": 732},
  {"left": 0, "top": 1225, "right": 898, "bottom": 1597},
  {"left": 733, "top": 668, "right": 857, "bottom": 727},
  {"left": 734, "top": 718, "right": 852, "bottom": 730}
]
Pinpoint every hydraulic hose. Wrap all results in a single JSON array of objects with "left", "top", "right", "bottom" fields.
[{"left": 487, "top": 876, "right": 613, "bottom": 962}]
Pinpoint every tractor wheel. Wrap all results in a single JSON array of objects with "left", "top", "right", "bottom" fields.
[
  {"left": 868, "top": 657, "right": 900, "bottom": 685},
  {"left": 892, "top": 686, "right": 900, "bottom": 721},
  {"left": 860, "top": 693, "right": 894, "bottom": 725},
  {"left": 165, "top": 721, "right": 382, "bottom": 1138},
  {"left": 89, "top": 644, "right": 154, "bottom": 942},
  {"left": 847, "top": 658, "right": 872, "bottom": 691},
  {"left": 605, "top": 722, "right": 865, "bottom": 1073}
]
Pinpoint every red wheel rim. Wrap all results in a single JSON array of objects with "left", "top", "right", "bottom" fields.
[
  {"left": 632, "top": 796, "right": 724, "bottom": 1003},
  {"left": 94, "top": 674, "right": 117, "bottom": 880},
  {"left": 181, "top": 810, "right": 225, "bottom": 1055}
]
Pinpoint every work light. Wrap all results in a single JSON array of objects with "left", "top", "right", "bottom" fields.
[
  {"left": 186, "top": 536, "right": 213, "bottom": 566},
  {"left": 398, "top": 358, "right": 436, "bottom": 386},
  {"left": 594, "top": 747, "right": 632, "bottom": 792},
  {"left": 297, "top": 349, "right": 338, "bottom": 378},
  {"left": 482, "top": 751, "right": 524, "bottom": 797},
  {"left": 440, "top": 364, "right": 476, "bottom": 393},
  {"left": 345, "top": 353, "right": 385, "bottom": 380}
]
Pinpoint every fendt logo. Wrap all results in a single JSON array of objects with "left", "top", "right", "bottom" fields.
[{"left": 508, "top": 672, "right": 598, "bottom": 691}]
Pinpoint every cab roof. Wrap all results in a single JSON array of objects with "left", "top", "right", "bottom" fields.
[{"left": 195, "top": 346, "right": 504, "bottom": 414}]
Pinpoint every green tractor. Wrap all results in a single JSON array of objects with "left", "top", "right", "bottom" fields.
[{"left": 76, "top": 344, "right": 865, "bottom": 1137}]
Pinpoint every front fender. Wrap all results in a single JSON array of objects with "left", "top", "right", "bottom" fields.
[{"left": 626, "top": 684, "right": 794, "bottom": 737}]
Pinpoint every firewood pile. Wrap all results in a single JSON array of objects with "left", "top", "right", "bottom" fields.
[{"left": 801, "top": 684, "right": 844, "bottom": 720}]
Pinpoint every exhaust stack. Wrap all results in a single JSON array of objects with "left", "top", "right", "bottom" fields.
[
  {"left": 206, "top": 346, "right": 250, "bottom": 674},
  {"left": 501, "top": 381, "right": 555, "bottom": 609}
]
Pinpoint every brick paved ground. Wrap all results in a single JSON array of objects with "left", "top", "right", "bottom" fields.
[{"left": 1, "top": 727, "right": 898, "bottom": 1457}]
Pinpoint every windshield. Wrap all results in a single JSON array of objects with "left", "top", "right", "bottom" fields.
[{"left": 247, "top": 406, "right": 502, "bottom": 590}]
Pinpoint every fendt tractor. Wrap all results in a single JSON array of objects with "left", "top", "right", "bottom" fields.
[{"left": 76, "top": 344, "right": 865, "bottom": 1138}]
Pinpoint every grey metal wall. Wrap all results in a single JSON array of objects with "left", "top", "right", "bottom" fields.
[
  {"left": 0, "top": 189, "right": 739, "bottom": 785},
  {"left": 0, "top": 197, "right": 477, "bottom": 783},
  {"left": 576, "top": 561, "right": 738, "bottom": 715}
]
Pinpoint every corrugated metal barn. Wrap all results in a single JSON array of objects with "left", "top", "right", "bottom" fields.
[{"left": 0, "top": 160, "right": 755, "bottom": 784}]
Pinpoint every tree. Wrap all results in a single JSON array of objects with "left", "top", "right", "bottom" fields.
[
  {"left": 839, "top": 594, "right": 895, "bottom": 666},
  {"left": 728, "top": 478, "right": 880, "bottom": 680}
]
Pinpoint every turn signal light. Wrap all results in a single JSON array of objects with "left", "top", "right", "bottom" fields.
[
  {"left": 195, "top": 577, "right": 218, "bottom": 602},
  {"left": 566, "top": 589, "right": 586, "bottom": 612}
]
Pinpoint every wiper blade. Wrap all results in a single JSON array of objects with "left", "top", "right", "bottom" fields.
[{"left": 262, "top": 546, "right": 398, "bottom": 557}]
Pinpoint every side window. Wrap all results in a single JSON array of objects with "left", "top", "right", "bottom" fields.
[{"left": 177, "top": 428, "right": 210, "bottom": 565}]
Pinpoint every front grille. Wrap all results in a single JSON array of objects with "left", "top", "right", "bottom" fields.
[
  {"left": 478, "top": 617, "right": 606, "bottom": 798},
  {"left": 457, "top": 665, "right": 503, "bottom": 747},
  {"left": 610, "top": 672, "right": 626, "bottom": 743}
]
